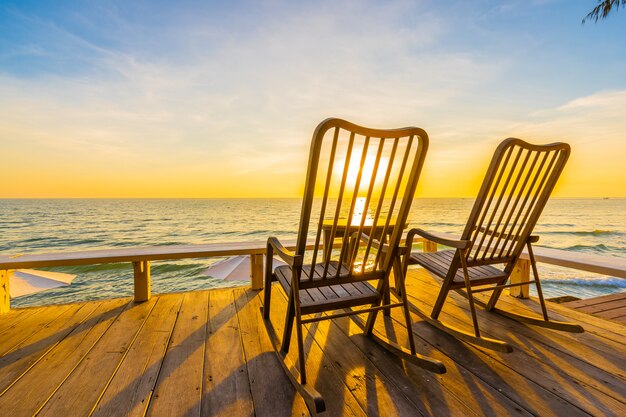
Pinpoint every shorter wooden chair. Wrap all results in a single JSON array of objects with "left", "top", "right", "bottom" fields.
[
  {"left": 401, "top": 138, "right": 583, "bottom": 352},
  {"left": 262, "top": 118, "right": 445, "bottom": 415}
]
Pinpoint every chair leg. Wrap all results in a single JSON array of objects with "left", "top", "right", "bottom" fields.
[
  {"left": 295, "top": 316, "right": 307, "bottom": 385},
  {"left": 364, "top": 278, "right": 386, "bottom": 336},
  {"left": 460, "top": 256, "right": 481, "bottom": 337},
  {"left": 383, "top": 283, "right": 391, "bottom": 317},
  {"left": 393, "top": 256, "right": 404, "bottom": 297},
  {"left": 281, "top": 291, "right": 295, "bottom": 353},
  {"left": 263, "top": 244, "right": 274, "bottom": 319},
  {"left": 527, "top": 244, "right": 549, "bottom": 321},
  {"left": 263, "top": 284, "right": 272, "bottom": 319},
  {"left": 396, "top": 266, "right": 416, "bottom": 354},
  {"left": 485, "top": 285, "right": 504, "bottom": 311},
  {"left": 431, "top": 285, "right": 450, "bottom": 320}
]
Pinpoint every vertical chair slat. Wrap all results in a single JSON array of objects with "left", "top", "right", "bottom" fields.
[
  {"left": 322, "top": 131, "right": 355, "bottom": 279},
  {"left": 374, "top": 136, "right": 413, "bottom": 268},
  {"left": 505, "top": 149, "right": 560, "bottom": 259},
  {"left": 470, "top": 144, "right": 516, "bottom": 261},
  {"left": 310, "top": 127, "right": 340, "bottom": 273},
  {"left": 364, "top": 138, "right": 399, "bottom": 269},
  {"left": 479, "top": 146, "right": 524, "bottom": 261},
  {"left": 355, "top": 138, "right": 385, "bottom": 273},
  {"left": 335, "top": 136, "right": 371, "bottom": 278},
  {"left": 500, "top": 149, "right": 550, "bottom": 257},
  {"left": 486, "top": 147, "right": 532, "bottom": 259},
  {"left": 496, "top": 149, "right": 541, "bottom": 258}
]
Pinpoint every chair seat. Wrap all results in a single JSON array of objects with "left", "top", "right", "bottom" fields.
[
  {"left": 274, "top": 262, "right": 381, "bottom": 315},
  {"left": 409, "top": 250, "right": 508, "bottom": 288}
]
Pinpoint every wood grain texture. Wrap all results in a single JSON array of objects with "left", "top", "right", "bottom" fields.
[
  {"left": 145, "top": 291, "right": 209, "bottom": 417},
  {"left": 0, "top": 279, "right": 623, "bottom": 417},
  {"left": 37, "top": 298, "right": 157, "bottom": 417},
  {"left": 91, "top": 293, "right": 184, "bottom": 417},
  {"left": 201, "top": 288, "right": 253, "bottom": 416}
]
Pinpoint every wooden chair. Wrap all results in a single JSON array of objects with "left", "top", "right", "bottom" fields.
[
  {"left": 401, "top": 138, "right": 583, "bottom": 352},
  {"left": 262, "top": 118, "right": 445, "bottom": 414}
]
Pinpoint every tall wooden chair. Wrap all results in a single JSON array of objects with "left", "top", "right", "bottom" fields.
[
  {"left": 262, "top": 118, "right": 445, "bottom": 414},
  {"left": 402, "top": 138, "right": 583, "bottom": 352}
]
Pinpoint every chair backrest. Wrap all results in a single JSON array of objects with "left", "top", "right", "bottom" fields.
[
  {"left": 460, "top": 138, "right": 570, "bottom": 269},
  {"left": 295, "top": 118, "right": 428, "bottom": 283}
]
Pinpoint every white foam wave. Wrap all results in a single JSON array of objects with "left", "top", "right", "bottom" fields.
[{"left": 542, "top": 277, "right": 626, "bottom": 288}]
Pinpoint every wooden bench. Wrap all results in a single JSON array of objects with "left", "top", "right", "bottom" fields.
[
  {"left": 2, "top": 237, "right": 625, "bottom": 313},
  {"left": 0, "top": 240, "right": 280, "bottom": 313}
]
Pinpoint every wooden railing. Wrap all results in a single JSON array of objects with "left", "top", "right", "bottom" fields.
[{"left": 1, "top": 237, "right": 625, "bottom": 314}]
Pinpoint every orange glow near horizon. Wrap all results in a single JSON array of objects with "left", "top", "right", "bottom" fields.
[{"left": 3, "top": 143, "right": 625, "bottom": 199}]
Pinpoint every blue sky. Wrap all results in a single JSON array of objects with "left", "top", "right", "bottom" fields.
[{"left": 1, "top": 1, "right": 625, "bottom": 197}]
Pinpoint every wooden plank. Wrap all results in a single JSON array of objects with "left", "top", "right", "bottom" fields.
[
  {"left": 0, "top": 304, "right": 71, "bottom": 356},
  {"left": 563, "top": 292, "right": 626, "bottom": 309},
  {"left": 412, "top": 266, "right": 626, "bottom": 362},
  {"left": 0, "top": 298, "right": 130, "bottom": 417},
  {"left": 327, "top": 314, "right": 481, "bottom": 417},
  {"left": 392, "top": 293, "right": 621, "bottom": 417},
  {"left": 574, "top": 298, "right": 626, "bottom": 315},
  {"left": 234, "top": 287, "right": 310, "bottom": 417},
  {"left": 264, "top": 285, "right": 368, "bottom": 417},
  {"left": 599, "top": 305, "right": 626, "bottom": 320},
  {"left": 292, "top": 303, "right": 428, "bottom": 416},
  {"left": 405, "top": 270, "right": 626, "bottom": 413},
  {"left": 201, "top": 289, "right": 254, "bottom": 416},
  {"left": 36, "top": 297, "right": 158, "bottom": 417},
  {"left": 296, "top": 295, "right": 475, "bottom": 416},
  {"left": 0, "top": 301, "right": 101, "bottom": 394},
  {"left": 0, "top": 306, "right": 38, "bottom": 335},
  {"left": 145, "top": 290, "right": 209, "bottom": 417},
  {"left": 411, "top": 268, "right": 626, "bottom": 379},
  {"left": 363, "top": 306, "right": 543, "bottom": 416},
  {"left": 90, "top": 293, "right": 184, "bottom": 417}
]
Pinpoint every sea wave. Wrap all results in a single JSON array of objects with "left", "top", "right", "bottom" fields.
[
  {"left": 541, "top": 277, "right": 626, "bottom": 288},
  {"left": 561, "top": 244, "right": 624, "bottom": 254},
  {"left": 546, "top": 230, "right": 621, "bottom": 236}
]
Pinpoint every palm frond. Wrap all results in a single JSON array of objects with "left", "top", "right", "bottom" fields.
[{"left": 583, "top": 0, "right": 626, "bottom": 23}]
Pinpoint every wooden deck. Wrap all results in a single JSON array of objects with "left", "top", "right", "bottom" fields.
[
  {"left": 562, "top": 291, "right": 626, "bottom": 324},
  {"left": 0, "top": 268, "right": 625, "bottom": 417}
]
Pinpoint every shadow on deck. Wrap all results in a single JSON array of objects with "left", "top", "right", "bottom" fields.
[{"left": 0, "top": 268, "right": 624, "bottom": 417}]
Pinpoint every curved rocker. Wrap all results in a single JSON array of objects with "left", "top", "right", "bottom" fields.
[
  {"left": 261, "top": 306, "right": 326, "bottom": 415},
  {"left": 474, "top": 300, "right": 584, "bottom": 333},
  {"left": 398, "top": 291, "right": 513, "bottom": 353}
]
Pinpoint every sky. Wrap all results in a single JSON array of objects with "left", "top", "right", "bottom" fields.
[{"left": 1, "top": 0, "right": 625, "bottom": 198}]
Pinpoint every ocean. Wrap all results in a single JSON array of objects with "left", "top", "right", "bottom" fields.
[{"left": 1, "top": 198, "right": 625, "bottom": 308}]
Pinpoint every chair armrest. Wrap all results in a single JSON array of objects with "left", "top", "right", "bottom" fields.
[
  {"left": 406, "top": 228, "right": 471, "bottom": 250},
  {"left": 267, "top": 237, "right": 299, "bottom": 267}
]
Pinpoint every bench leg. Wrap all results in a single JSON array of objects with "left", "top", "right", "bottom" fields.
[
  {"left": 133, "top": 261, "right": 151, "bottom": 302},
  {"left": 0, "top": 270, "right": 10, "bottom": 315},
  {"left": 250, "top": 254, "right": 264, "bottom": 290},
  {"left": 509, "top": 258, "right": 530, "bottom": 298}
]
